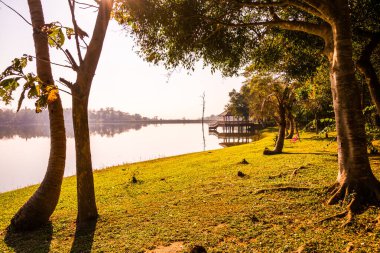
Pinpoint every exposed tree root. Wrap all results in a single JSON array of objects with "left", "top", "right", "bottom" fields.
[
  {"left": 291, "top": 166, "right": 307, "bottom": 178},
  {"left": 323, "top": 181, "right": 380, "bottom": 226},
  {"left": 255, "top": 186, "right": 311, "bottom": 194},
  {"left": 263, "top": 148, "right": 282, "bottom": 155},
  {"left": 316, "top": 211, "right": 348, "bottom": 224},
  {"left": 267, "top": 165, "right": 309, "bottom": 180},
  {"left": 285, "top": 132, "right": 294, "bottom": 139},
  {"left": 268, "top": 172, "right": 287, "bottom": 179}
]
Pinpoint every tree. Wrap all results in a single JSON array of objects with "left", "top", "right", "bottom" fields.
[
  {"left": 0, "top": 0, "right": 66, "bottom": 231},
  {"left": 61, "top": 0, "right": 114, "bottom": 225},
  {"left": 241, "top": 30, "right": 325, "bottom": 138},
  {"left": 243, "top": 74, "right": 297, "bottom": 154},
  {"left": 351, "top": 0, "right": 380, "bottom": 115},
  {"left": 295, "top": 63, "right": 333, "bottom": 133},
  {"left": 226, "top": 89, "right": 250, "bottom": 120},
  {"left": 2, "top": 0, "right": 114, "bottom": 227},
  {"left": 118, "top": 0, "right": 380, "bottom": 221}
]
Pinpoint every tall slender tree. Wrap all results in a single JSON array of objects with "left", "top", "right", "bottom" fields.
[
  {"left": 6, "top": 0, "right": 67, "bottom": 231},
  {"left": 2, "top": 0, "right": 114, "bottom": 227},
  {"left": 62, "top": 0, "right": 114, "bottom": 225}
]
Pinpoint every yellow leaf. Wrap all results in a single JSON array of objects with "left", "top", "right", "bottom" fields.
[{"left": 47, "top": 88, "right": 58, "bottom": 103}]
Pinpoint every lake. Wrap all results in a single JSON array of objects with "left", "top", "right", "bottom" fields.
[{"left": 0, "top": 123, "right": 258, "bottom": 193}]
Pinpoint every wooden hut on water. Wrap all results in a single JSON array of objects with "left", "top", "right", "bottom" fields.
[{"left": 208, "top": 110, "right": 256, "bottom": 133}]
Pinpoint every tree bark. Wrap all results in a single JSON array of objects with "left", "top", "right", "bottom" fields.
[
  {"left": 71, "top": 0, "right": 113, "bottom": 225},
  {"left": 285, "top": 112, "right": 295, "bottom": 139},
  {"left": 10, "top": 0, "right": 66, "bottom": 231},
  {"left": 264, "top": 106, "right": 286, "bottom": 155},
  {"left": 72, "top": 87, "right": 97, "bottom": 224},
  {"left": 314, "top": 113, "right": 318, "bottom": 134},
  {"left": 327, "top": 0, "right": 380, "bottom": 214}
]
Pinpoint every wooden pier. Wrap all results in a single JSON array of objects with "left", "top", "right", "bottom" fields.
[
  {"left": 208, "top": 121, "right": 256, "bottom": 132},
  {"left": 208, "top": 110, "right": 260, "bottom": 147},
  {"left": 208, "top": 110, "right": 257, "bottom": 133}
]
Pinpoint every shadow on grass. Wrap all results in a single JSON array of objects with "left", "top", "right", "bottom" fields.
[
  {"left": 4, "top": 222, "right": 53, "bottom": 253},
  {"left": 300, "top": 136, "right": 337, "bottom": 142},
  {"left": 70, "top": 219, "right": 97, "bottom": 253},
  {"left": 280, "top": 151, "right": 337, "bottom": 156}
]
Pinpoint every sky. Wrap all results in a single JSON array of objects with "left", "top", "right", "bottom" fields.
[{"left": 0, "top": 0, "right": 244, "bottom": 119}]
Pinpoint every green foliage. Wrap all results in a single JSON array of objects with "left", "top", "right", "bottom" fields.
[
  {"left": 40, "top": 22, "right": 74, "bottom": 49},
  {"left": 351, "top": 0, "right": 380, "bottom": 60},
  {"left": 317, "top": 118, "right": 336, "bottom": 136},
  {"left": 249, "top": 29, "right": 324, "bottom": 82},
  {"left": 0, "top": 57, "right": 58, "bottom": 113},
  {"left": 114, "top": 0, "right": 257, "bottom": 75},
  {"left": 363, "top": 105, "right": 379, "bottom": 129},
  {"left": 240, "top": 72, "right": 299, "bottom": 125},
  {"left": 294, "top": 63, "right": 334, "bottom": 127},
  {"left": 225, "top": 89, "right": 250, "bottom": 120},
  {"left": 363, "top": 105, "right": 380, "bottom": 153}
]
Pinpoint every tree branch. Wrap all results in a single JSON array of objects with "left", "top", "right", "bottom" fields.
[
  {"left": 0, "top": 0, "right": 82, "bottom": 72},
  {"left": 58, "top": 77, "right": 74, "bottom": 90},
  {"left": 65, "top": 49, "right": 79, "bottom": 71},
  {"left": 68, "top": 0, "right": 84, "bottom": 64},
  {"left": 74, "top": 1, "right": 99, "bottom": 9},
  {"left": 81, "top": 0, "right": 113, "bottom": 91},
  {"left": 57, "top": 87, "right": 72, "bottom": 96},
  {"left": 236, "top": 0, "right": 289, "bottom": 8},
  {"left": 287, "top": 0, "right": 327, "bottom": 22},
  {"left": 301, "top": 0, "right": 333, "bottom": 20},
  {"left": 23, "top": 54, "right": 73, "bottom": 69},
  {"left": 0, "top": 0, "right": 32, "bottom": 26},
  {"left": 216, "top": 18, "right": 330, "bottom": 41},
  {"left": 235, "top": 0, "right": 327, "bottom": 21}
]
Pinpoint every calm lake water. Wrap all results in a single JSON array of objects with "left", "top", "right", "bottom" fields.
[{"left": 0, "top": 123, "right": 257, "bottom": 193}]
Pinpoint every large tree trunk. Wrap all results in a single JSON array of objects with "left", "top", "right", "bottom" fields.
[
  {"left": 327, "top": 0, "right": 380, "bottom": 217},
  {"left": 72, "top": 87, "right": 97, "bottom": 224},
  {"left": 10, "top": 0, "right": 66, "bottom": 231},
  {"left": 264, "top": 106, "right": 286, "bottom": 155}
]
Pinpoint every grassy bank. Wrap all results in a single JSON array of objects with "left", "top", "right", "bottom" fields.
[{"left": 1, "top": 130, "right": 380, "bottom": 252}]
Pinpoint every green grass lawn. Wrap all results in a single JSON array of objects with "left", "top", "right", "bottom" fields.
[{"left": 1, "top": 130, "right": 380, "bottom": 252}]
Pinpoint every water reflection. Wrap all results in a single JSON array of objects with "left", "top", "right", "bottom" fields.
[
  {"left": 209, "top": 130, "right": 260, "bottom": 147},
  {"left": 0, "top": 123, "right": 261, "bottom": 193},
  {"left": 0, "top": 123, "right": 148, "bottom": 139}
]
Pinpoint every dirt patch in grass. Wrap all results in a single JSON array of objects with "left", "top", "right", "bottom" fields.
[{"left": 146, "top": 241, "right": 184, "bottom": 253}]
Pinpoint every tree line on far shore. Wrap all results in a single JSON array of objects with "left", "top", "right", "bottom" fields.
[
  {"left": 0, "top": 108, "right": 219, "bottom": 125},
  {"left": 0, "top": 108, "right": 151, "bottom": 125}
]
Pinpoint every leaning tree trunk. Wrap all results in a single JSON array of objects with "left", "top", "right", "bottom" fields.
[
  {"left": 285, "top": 112, "right": 295, "bottom": 139},
  {"left": 10, "top": 0, "right": 66, "bottom": 231},
  {"left": 327, "top": 0, "right": 380, "bottom": 218},
  {"left": 264, "top": 106, "right": 286, "bottom": 155},
  {"left": 356, "top": 33, "right": 380, "bottom": 115}
]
